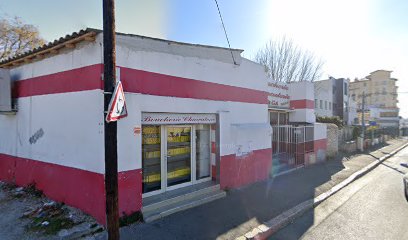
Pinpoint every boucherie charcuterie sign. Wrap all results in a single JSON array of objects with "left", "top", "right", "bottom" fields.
[
  {"left": 267, "top": 81, "right": 290, "bottom": 108},
  {"left": 142, "top": 113, "right": 216, "bottom": 125}
]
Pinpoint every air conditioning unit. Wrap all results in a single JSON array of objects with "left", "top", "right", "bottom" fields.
[{"left": 0, "top": 68, "right": 16, "bottom": 114}]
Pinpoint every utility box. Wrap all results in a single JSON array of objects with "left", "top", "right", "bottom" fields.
[{"left": 0, "top": 68, "right": 12, "bottom": 112}]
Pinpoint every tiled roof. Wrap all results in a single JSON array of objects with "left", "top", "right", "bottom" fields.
[
  {"left": 0, "top": 27, "right": 243, "bottom": 68},
  {"left": 0, "top": 28, "right": 99, "bottom": 68}
]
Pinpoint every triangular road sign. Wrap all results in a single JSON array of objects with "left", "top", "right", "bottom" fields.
[{"left": 106, "top": 81, "right": 128, "bottom": 122}]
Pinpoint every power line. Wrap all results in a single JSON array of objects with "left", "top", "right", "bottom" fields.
[{"left": 213, "top": 0, "right": 237, "bottom": 65}]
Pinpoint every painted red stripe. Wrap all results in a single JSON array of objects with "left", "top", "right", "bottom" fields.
[
  {"left": 120, "top": 67, "right": 268, "bottom": 104},
  {"left": 290, "top": 99, "right": 314, "bottom": 109},
  {"left": 220, "top": 148, "right": 272, "bottom": 189},
  {"left": 118, "top": 169, "right": 142, "bottom": 217},
  {"left": 13, "top": 64, "right": 268, "bottom": 104},
  {"left": 314, "top": 138, "right": 327, "bottom": 151},
  {"left": 0, "top": 153, "right": 142, "bottom": 225},
  {"left": 211, "top": 142, "right": 216, "bottom": 153},
  {"left": 14, "top": 64, "right": 103, "bottom": 98}
]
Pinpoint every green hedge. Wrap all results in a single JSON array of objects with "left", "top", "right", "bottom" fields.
[{"left": 316, "top": 116, "right": 344, "bottom": 128}]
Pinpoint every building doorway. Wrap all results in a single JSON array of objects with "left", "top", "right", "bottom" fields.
[{"left": 142, "top": 124, "right": 212, "bottom": 197}]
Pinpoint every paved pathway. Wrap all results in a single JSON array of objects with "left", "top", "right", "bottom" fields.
[
  {"left": 270, "top": 145, "right": 408, "bottom": 240},
  {"left": 91, "top": 139, "right": 407, "bottom": 240}
]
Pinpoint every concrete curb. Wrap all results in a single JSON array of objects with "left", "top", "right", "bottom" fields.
[{"left": 238, "top": 141, "right": 408, "bottom": 240}]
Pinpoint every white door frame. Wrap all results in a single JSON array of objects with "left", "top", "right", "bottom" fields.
[
  {"left": 142, "top": 124, "right": 212, "bottom": 198},
  {"left": 164, "top": 125, "right": 194, "bottom": 191}
]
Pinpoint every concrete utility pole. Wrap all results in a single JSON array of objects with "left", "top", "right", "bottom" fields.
[
  {"left": 361, "top": 91, "right": 366, "bottom": 151},
  {"left": 103, "top": 0, "right": 119, "bottom": 239}
]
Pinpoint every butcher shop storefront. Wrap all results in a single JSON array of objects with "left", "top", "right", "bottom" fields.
[
  {"left": 0, "top": 28, "right": 273, "bottom": 224},
  {"left": 141, "top": 113, "right": 217, "bottom": 196}
]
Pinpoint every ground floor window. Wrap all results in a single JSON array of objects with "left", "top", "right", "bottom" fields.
[
  {"left": 142, "top": 126, "right": 161, "bottom": 194},
  {"left": 269, "top": 111, "right": 289, "bottom": 125}
]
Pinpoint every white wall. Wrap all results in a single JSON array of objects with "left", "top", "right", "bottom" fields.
[
  {"left": 289, "top": 109, "right": 316, "bottom": 123},
  {"left": 0, "top": 39, "right": 104, "bottom": 173},
  {"left": 290, "top": 81, "right": 315, "bottom": 101},
  {"left": 1, "top": 32, "right": 271, "bottom": 176},
  {"left": 115, "top": 34, "right": 267, "bottom": 92},
  {"left": 0, "top": 90, "right": 105, "bottom": 173},
  {"left": 114, "top": 34, "right": 271, "bottom": 172},
  {"left": 314, "top": 80, "right": 333, "bottom": 117},
  {"left": 117, "top": 93, "right": 270, "bottom": 171},
  {"left": 289, "top": 81, "right": 316, "bottom": 123},
  {"left": 10, "top": 39, "right": 102, "bottom": 80},
  {"left": 314, "top": 123, "right": 327, "bottom": 140}
]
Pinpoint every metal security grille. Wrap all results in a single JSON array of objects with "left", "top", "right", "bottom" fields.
[{"left": 272, "top": 125, "right": 314, "bottom": 166}]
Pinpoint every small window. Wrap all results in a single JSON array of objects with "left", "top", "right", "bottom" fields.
[
  {"left": 315, "top": 99, "right": 318, "bottom": 108},
  {"left": 325, "top": 101, "right": 327, "bottom": 110},
  {"left": 320, "top": 100, "right": 323, "bottom": 109},
  {"left": 329, "top": 102, "right": 332, "bottom": 110}
]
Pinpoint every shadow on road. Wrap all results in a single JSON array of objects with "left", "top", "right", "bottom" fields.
[
  {"left": 268, "top": 141, "right": 393, "bottom": 240},
  {"left": 119, "top": 142, "right": 398, "bottom": 240}
]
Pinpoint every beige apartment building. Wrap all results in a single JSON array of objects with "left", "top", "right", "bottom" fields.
[
  {"left": 350, "top": 70, "right": 398, "bottom": 109},
  {"left": 350, "top": 70, "right": 399, "bottom": 129}
]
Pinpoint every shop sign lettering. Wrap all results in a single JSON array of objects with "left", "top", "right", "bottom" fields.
[
  {"left": 267, "top": 81, "right": 290, "bottom": 108},
  {"left": 142, "top": 113, "right": 216, "bottom": 125}
]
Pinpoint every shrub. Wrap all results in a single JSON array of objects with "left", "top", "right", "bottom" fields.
[{"left": 316, "top": 116, "right": 344, "bottom": 129}]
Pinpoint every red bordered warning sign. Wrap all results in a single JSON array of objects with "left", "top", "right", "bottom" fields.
[{"left": 106, "top": 81, "right": 128, "bottom": 122}]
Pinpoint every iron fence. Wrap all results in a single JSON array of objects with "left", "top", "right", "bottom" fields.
[{"left": 272, "top": 125, "right": 314, "bottom": 166}]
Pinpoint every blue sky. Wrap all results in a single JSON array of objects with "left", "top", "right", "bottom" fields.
[{"left": 1, "top": 0, "right": 408, "bottom": 116}]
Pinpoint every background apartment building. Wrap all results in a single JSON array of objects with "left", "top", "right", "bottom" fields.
[
  {"left": 350, "top": 70, "right": 400, "bottom": 130},
  {"left": 314, "top": 77, "right": 357, "bottom": 125}
]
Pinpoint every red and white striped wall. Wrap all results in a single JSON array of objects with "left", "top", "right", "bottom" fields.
[
  {"left": 289, "top": 81, "right": 316, "bottom": 123},
  {"left": 304, "top": 123, "right": 327, "bottom": 165},
  {"left": 0, "top": 32, "right": 273, "bottom": 224}
]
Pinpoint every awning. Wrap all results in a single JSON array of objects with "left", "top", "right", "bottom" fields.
[{"left": 268, "top": 107, "right": 294, "bottom": 112}]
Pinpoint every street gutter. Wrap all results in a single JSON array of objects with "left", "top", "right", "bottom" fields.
[{"left": 238, "top": 141, "right": 408, "bottom": 240}]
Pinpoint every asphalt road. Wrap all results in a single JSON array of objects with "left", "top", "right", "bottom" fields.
[{"left": 270, "top": 146, "right": 408, "bottom": 240}]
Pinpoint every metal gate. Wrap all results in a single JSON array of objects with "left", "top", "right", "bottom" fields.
[{"left": 272, "top": 125, "right": 314, "bottom": 167}]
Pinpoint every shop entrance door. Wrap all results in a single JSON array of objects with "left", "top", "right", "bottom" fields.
[
  {"left": 142, "top": 124, "right": 212, "bottom": 197},
  {"left": 165, "top": 126, "right": 193, "bottom": 190}
]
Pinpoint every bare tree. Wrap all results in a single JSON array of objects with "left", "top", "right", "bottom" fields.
[
  {"left": 0, "top": 17, "right": 45, "bottom": 61},
  {"left": 254, "top": 37, "right": 323, "bottom": 82}
]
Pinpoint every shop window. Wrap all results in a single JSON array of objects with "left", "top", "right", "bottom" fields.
[
  {"left": 142, "top": 125, "right": 161, "bottom": 194},
  {"left": 166, "top": 126, "right": 192, "bottom": 187},
  {"left": 279, "top": 112, "right": 288, "bottom": 125},
  {"left": 196, "top": 125, "right": 211, "bottom": 180},
  {"left": 270, "top": 112, "right": 279, "bottom": 125}
]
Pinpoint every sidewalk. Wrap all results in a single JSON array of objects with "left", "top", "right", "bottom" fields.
[{"left": 92, "top": 138, "right": 407, "bottom": 240}]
